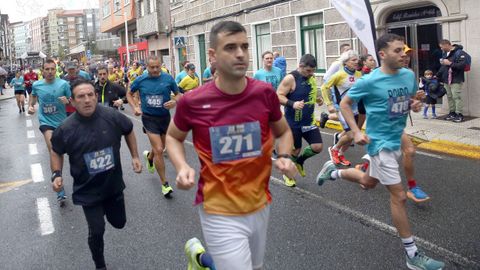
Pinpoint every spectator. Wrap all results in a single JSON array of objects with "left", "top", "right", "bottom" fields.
[{"left": 273, "top": 51, "right": 287, "bottom": 78}]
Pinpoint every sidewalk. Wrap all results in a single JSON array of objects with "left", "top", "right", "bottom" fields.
[
  {"left": 0, "top": 86, "right": 15, "bottom": 101},
  {"left": 317, "top": 106, "right": 480, "bottom": 160}
]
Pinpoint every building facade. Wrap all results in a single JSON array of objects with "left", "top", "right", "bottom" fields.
[
  {"left": 0, "top": 13, "right": 12, "bottom": 64},
  {"left": 168, "top": 0, "right": 479, "bottom": 117},
  {"left": 11, "top": 22, "right": 28, "bottom": 63},
  {"left": 29, "top": 17, "right": 43, "bottom": 52},
  {"left": 100, "top": 0, "right": 148, "bottom": 66}
]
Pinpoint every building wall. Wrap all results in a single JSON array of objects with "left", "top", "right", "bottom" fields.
[
  {"left": 13, "top": 23, "right": 28, "bottom": 59},
  {"left": 29, "top": 17, "right": 43, "bottom": 52}
]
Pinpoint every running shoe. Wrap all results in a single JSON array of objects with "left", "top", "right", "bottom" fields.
[
  {"left": 423, "top": 114, "right": 428, "bottom": 119},
  {"left": 338, "top": 155, "right": 351, "bottom": 166},
  {"left": 319, "top": 112, "right": 329, "bottom": 128},
  {"left": 57, "top": 189, "right": 67, "bottom": 206},
  {"left": 407, "top": 186, "right": 431, "bottom": 203},
  {"left": 185, "top": 237, "right": 212, "bottom": 270},
  {"left": 283, "top": 174, "right": 296, "bottom": 187},
  {"left": 316, "top": 160, "right": 337, "bottom": 186},
  {"left": 445, "top": 112, "right": 456, "bottom": 121},
  {"left": 143, "top": 150, "right": 155, "bottom": 173},
  {"left": 22, "top": 106, "right": 25, "bottom": 112},
  {"left": 431, "top": 114, "right": 438, "bottom": 119},
  {"left": 295, "top": 161, "right": 306, "bottom": 177},
  {"left": 271, "top": 149, "right": 278, "bottom": 161},
  {"left": 333, "top": 132, "right": 340, "bottom": 145},
  {"left": 162, "top": 182, "right": 173, "bottom": 197},
  {"left": 328, "top": 147, "right": 341, "bottom": 165},
  {"left": 406, "top": 251, "right": 444, "bottom": 270},
  {"left": 355, "top": 154, "right": 371, "bottom": 172}
]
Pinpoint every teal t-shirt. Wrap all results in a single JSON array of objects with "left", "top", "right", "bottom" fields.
[
  {"left": 32, "top": 78, "right": 71, "bottom": 128},
  {"left": 11, "top": 77, "right": 25, "bottom": 91},
  {"left": 347, "top": 68, "right": 417, "bottom": 156},
  {"left": 78, "top": 70, "right": 92, "bottom": 80},
  {"left": 175, "top": 70, "right": 187, "bottom": 84},
  {"left": 130, "top": 73, "right": 179, "bottom": 117},
  {"left": 203, "top": 67, "right": 212, "bottom": 80},
  {"left": 253, "top": 67, "right": 283, "bottom": 90}
]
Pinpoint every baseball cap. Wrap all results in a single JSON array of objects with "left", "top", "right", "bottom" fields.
[{"left": 186, "top": 63, "right": 196, "bottom": 70}]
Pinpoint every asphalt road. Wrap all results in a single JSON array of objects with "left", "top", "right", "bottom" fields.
[{"left": 1, "top": 98, "right": 479, "bottom": 270}]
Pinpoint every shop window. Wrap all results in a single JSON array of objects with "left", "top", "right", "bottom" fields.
[
  {"left": 300, "top": 13, "right": 326, "bottom": 72},
  {"left": 255, "top": 23, "right": 271, "bottom": 70}
]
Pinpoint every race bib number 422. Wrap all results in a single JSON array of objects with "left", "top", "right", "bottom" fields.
[
  {"left": 209, "top": 121, "right": 262, "bottom": 164},
  {"left": 388, "top": 96, "right": 410, "bottom": 119},
  {"left": 83, "top": 147, "right": 115, "bottom": 175}
]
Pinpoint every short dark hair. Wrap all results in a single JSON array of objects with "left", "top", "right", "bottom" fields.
[
  {"left": 439, "top": 39, "right": 451, "bottom": 45},
  {"left": 375, "top": 33, "right": 404, "bottom": 51},
  {"left": 262, "top": 51, "right": 273, "bottom": 59},
  {"left": 96, "top": 65, "right": 108, "bottom": 73},
  {"left": 209, "top": 21, "right": 246, "bottom": 49},
  {"left": 71, "top": 79, "right": 95, "bottom": 98},
  {"left": 147, "top": 55, "right": 160, "bottom": 64},
  {"left": 43, "top": 58, "right": 56, "bottom": 69},
  {"left": 299, "top": 54, "right": 317, "bottom": 68}
]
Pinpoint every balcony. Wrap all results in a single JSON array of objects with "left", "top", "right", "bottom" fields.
[{"left": 136, "top": 11, "right": 167, "bottom": 37}]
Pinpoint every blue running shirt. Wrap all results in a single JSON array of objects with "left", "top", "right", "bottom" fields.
[
  {"left": 253, "top": 67, "right": 284, "bottom": 90},
  {"left": 32, "top": 78, "right": 71, "bottom": 128}
]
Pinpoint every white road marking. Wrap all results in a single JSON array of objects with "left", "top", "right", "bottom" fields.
[
  {"left": 29, "top": 143, "right": 38, "bottom": 155},
  {"left": 36, "top": 197, "right": 54, "bottom": 236},
  {"left": 269, "top": 176, "right": 479, "bottom": 268},
  {"left": 27, "top": 130, "right": 35, "bottom": 138},
  {"left": 26, "top": 119, "right": 32, "bottom": 127},
  {"left": 31, "top": 163, "right": 44, "bottom": 182}
]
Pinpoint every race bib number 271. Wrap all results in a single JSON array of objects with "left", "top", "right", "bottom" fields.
[{"left": 209, "top": 121, "right": 262, "bottom": 164}]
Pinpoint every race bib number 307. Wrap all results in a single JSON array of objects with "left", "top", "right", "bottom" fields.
[
  {"left": 388, "top": 96, "right": 410, "bottom": 119},
  {"left": 42, "top": 103, "right": 58, "bottom": 115},
  {"left": 83, "top": 147, "right": 115, "bottom": 175},
  {"left": 209, "top": 121, "right": 262, "bottom": 164}
]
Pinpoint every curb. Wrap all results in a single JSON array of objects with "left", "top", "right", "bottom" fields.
[
  {"left": 0, "top": 95, "right": 15, "bottom": 101},
  {"left": 318, "top": 120, "right": 480, "bottom": 160}
]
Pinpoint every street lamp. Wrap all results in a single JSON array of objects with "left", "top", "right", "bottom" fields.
[{"left": 116, "top": 2, "right": 129, "bottom": 65}]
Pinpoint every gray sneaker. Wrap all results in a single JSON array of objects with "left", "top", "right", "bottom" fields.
[
  {"left": 406, "top": 251, "right": 445, "bottom": 270},
  {"left": 316, "top": 160, "right": 337, "bottom": 186}
]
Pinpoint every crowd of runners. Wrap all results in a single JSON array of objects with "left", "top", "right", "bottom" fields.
[{"left": 12, "top": 20, "right": 447, "bottom": 270}]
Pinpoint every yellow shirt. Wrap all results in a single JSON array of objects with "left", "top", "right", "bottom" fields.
[
  {"left": 178, "top": 75, "right": 199, "bottom": 92},
  {"left": 108, "top": 73, "right": 118, "bottom": 82},
  {"left": 128, "top": 67, "right": 142, "bottom": 82}
]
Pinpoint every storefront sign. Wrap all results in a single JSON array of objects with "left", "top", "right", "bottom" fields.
[{"left": 387, "top": 6, "right": 441, "bottom": 23}]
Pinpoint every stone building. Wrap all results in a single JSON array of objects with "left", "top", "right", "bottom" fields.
[{"left": 169, "top": 0, "right": 479, "bottom": 117}]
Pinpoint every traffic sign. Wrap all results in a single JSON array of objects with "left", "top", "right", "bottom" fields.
[
  {"left": 86, "top": 49, "right": 92, "bottom": 59},
  {"left": 174, "top": 37, "right": 186, "bottom": 48}
]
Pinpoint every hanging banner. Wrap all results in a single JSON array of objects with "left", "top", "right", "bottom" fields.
[{"left": 332, "top": 0, "right": 378, "bottom": 63}]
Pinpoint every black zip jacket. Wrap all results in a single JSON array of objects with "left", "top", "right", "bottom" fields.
[
  {"left": 94, "top": 80, "right": 127, "bottom": 108},
  {"left": 436, "top": 44, "right": 468, "bottom": 84}
]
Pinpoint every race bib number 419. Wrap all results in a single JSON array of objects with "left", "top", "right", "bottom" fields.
[
  {"left": 209, "top": 121, "right": 262, "bottom": 164},
  {"left": 388, "top": 96, "right": 410, "bottom": 119},
  {"left": 83, "top": 147, "right": 115, "bottom": 175}
]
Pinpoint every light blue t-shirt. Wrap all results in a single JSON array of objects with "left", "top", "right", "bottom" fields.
[
  {"left": 11, "top": 77, "right": 25, "bottom": 91},
  {"left": 203, "top": 67, "right": 212, "bottom": 81},
  {"left": 347, "top": 68, "right": 417, "bottom": 156},
  {"left": 175, "top": 70, "right": 187, "bottom": 84},
  {"left": 78, "top": 70, "right": 92, "bottom": 80},
  {"left": 32, "top": 78, "right": 71, "bottom": 128},
  {"left": 253, "top": 67, "right": 284, "bottom": 90},
  {"left": 130, "top": 73, "right": 179, "bottom": 117}
]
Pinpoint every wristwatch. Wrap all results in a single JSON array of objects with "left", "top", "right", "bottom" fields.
[
  {"left": 51, "top": 170, "right": 62, "bottom": 182},
  {"left": 276, "top": 154, "right": 292, "bottom": 159}
]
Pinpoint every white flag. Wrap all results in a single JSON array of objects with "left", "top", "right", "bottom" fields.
[{"left": 332, "top": 0, "right": 378, "bottom": 63}]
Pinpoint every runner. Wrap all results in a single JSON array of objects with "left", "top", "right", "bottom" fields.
[
  {"left": 321, "top": 50, "right": 362, "bottom": 166},
  {"left": 63, "top": 62, "right": 92, "bottom": 116},
  {"left": 178, "top": 63, "right": 200, "bottom": 92},
  {"left": 277, "top": 54, "right": 324, "bottom": 186},
  {"left": 166, "top": 20, "right": 296, "bottom": 270},
  {"left": 10, "top": 70, "right": 26, "bottom": 113},
  {"left": 24, "top": 66, "right": 39, "bottom": 99},
  {"left": 127, "top": 55, "right": 181, "bottom": 197},
  {"left": 94, "top": 66, "right": 127, "bottom": 109},
  {"left": 50, "top": 79, "right": 142, "bottom": 270},
  {"left": 28, "top": 59, "right": 71, "bottom": 203},
  {"left": 316, "top": 33, "right": 444, "bottom": 270},
  {"left": 253, "top": 51, "right": 284, "bottom": 91}
]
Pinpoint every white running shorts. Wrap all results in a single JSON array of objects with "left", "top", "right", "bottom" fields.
[
  {"left": 369, "top": 149, "right": 402, "bottom": 185},
  {"left": 198, "top": 204, "right": 270, "bottom": 270}
]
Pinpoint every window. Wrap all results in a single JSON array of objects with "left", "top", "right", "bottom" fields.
[
  {"left": 125, "top": 0, "right": 130, "bottom": 5},
  {"left": 149, "top": 0, "right": 156, "bottom": 13},
  {"left": 300, "top": 13, "right": 326, "bottom": 72},
  {"left": 114, "top": 0, "right": 121, "bottom": 11},
  {"left": 103, "top": 1, "right": 111, "bottom": 17},
  {"left": 139, "top": 0, "right": 145, "bottom": 17},
  {"left": 68, "top": 17, "right": 75, "bottom": 22},
  {"left": 255, "top": 23, "right": 271, "bottom": 69}
]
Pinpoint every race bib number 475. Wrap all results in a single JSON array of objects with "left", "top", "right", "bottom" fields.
[
  {"left": 388, "top": 96, "right": 410, "bottom": 119},
  {"left": 209, "top": 121, "right": 262, "bottom": 164},
  {"left": 83, "top": 147, "right": 115, "bottom": 175}
]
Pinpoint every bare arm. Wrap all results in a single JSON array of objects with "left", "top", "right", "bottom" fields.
[
  {"left": 269, "top": 117, "right": 297, "bottom": 178},
  {"left": 28, "top": 95, "right": 38, "bottom": 114},
  {"left": 50, "top": 150, "right": 64, "bottom": 192},
  {"left": 124, "top": 130, "right": 142, "bottom": 173},
  {"left": 126, "top": 89, "right": 142, "bottom": 116},
  {"left": 340, "top": 96, "right": 369, "bottom": 145},
  {"left": 277, "top": 75, "right": 304, "bottom": 110},
  {"left": 166, "top": 121, "right": 195, "bottom": 190}
]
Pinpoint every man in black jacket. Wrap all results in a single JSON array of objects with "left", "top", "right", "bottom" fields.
[
  {"left": 95, "top": 66, "right": 127, "bottom": 109},
  {"left": 437, "top": 39, "right": 468, "bottom": 122}
]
